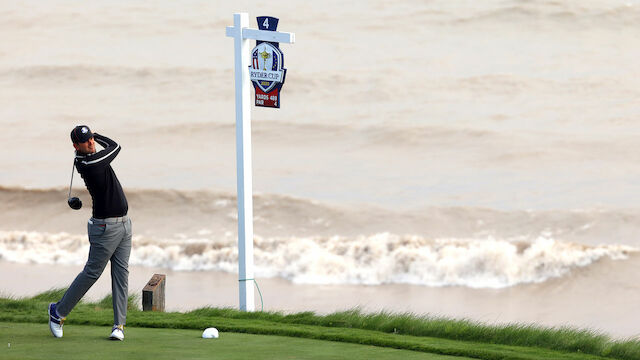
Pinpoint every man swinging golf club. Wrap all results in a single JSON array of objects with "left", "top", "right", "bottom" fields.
[{"left": 48, "top": 125, "right": 132, "bottom": 341}]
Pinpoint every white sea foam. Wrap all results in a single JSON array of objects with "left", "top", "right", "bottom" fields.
[{"left": 1, "top": 231, "right": 635, "bottom": 289}]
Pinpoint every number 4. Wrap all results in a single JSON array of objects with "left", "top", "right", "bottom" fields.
[{"left": 263, "top": 18, "right": 269, "bottom": 28}]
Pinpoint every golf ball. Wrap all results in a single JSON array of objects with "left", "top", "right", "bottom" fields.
[{"left": 202, "top": 327, "right": 219, "bottom": 339}]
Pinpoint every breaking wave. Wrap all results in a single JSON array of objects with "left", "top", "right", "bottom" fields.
[{"left": 1, "top": 230, "right": 636, "bottom": 289}]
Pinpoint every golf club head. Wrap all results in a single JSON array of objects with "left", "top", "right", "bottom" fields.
[{"left": 68, "top": 197, "right": 82, "bottom": 210}]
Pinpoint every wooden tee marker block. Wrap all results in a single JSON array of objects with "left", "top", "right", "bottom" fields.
[{"left": 142, "top": 274, "right": 166, "bottom": 312}]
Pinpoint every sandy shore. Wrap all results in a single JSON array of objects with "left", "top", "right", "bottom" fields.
[{"left": 2, "top": 259, "right": 639, "bottom": 338}]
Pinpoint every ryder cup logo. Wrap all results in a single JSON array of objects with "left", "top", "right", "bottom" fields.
[
  {"left": 250, "top": 43, "right": 285, "bottom": 93},
  {"left": 248, "top": 16, "right": 287, "bottom": 108}
]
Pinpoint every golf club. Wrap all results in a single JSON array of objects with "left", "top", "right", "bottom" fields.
[{"left": 67, "top": 158, "right": 82, "bottom": 210}]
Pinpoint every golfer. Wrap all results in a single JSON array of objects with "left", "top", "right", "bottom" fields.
[{"left": 48, "top": 125, "right": 132, "bottom": 341}]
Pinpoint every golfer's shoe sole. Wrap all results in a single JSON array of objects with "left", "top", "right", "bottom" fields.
[{"left": 48, "top": 303, "right": 65, "bottom": 338}]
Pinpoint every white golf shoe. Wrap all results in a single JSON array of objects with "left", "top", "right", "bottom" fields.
[
  {"left": 48, "top": 303, "right": 65, "bottom": 338},
  {"left": 109, "top": 325, "right": 124, "bottom": 341}
]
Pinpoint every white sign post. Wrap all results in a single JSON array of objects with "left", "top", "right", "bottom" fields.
[{"left": 225, "top": 13, "right": 295, "bottom": 311}]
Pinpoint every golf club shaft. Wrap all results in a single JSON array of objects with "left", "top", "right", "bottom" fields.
[{"left": 68, "top": 158, "right": 75, "bottom": 199}]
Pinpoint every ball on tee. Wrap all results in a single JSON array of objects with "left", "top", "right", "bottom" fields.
[{"left": 202, "top": 327, "right": 219, "bottom": 339}]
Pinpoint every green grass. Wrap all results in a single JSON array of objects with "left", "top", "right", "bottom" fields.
[
  {"left": 1, "top": 289, "right": 639, "bottom": 360},
  {"left": 1, "top": 322, "right": 460, "bottom": 360}
]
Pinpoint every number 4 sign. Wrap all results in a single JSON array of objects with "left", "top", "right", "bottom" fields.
[
  {"left": 249, "top": 16, "right": 287, "bottom": 108},
  {"left": 225, "top": 13, "right": 294, "bottom": 311},
  {"left": 261, "top": 16, "right": 275, "bottom": 30}
]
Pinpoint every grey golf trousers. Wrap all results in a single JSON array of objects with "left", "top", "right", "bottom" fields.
[{"left": 57, "top": 216, "right": 132, "bottom": 325}]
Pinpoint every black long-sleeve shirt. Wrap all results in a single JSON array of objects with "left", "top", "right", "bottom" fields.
[{"left": 75, "top": 133, "right": 128, "bottom": 219}]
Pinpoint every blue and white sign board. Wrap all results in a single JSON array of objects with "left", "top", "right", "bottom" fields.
[
  {"left": 249, "top": 16, "right": 287, "bottom": 108},
  {"left": 225, "top": 13, "right": 294, "bottom": 311}
]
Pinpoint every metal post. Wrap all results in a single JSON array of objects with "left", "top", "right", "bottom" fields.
[{"left": 231, "top": 12, "right": 254, "bottom": 312}]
